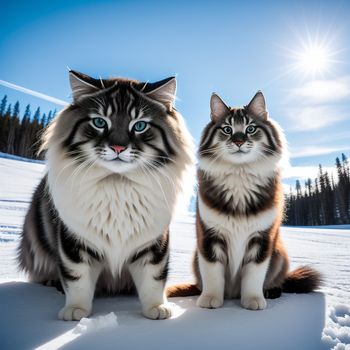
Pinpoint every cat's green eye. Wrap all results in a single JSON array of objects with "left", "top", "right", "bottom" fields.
[
  {"left": 246, "top": 125, "right": 257, "bottom": 134},
  {"left": 92, "top": 117, "right": 107, "bottom": 129},
  {"left": 133, "top": 121, "right": 148, "bottom": 133},
  {"left": 222, "top": 126, "right": 232, "bottom": 134}
]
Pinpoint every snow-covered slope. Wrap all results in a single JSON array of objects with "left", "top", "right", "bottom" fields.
[{"left": 0, "top": 156, "right": 349, "bottom": 349}]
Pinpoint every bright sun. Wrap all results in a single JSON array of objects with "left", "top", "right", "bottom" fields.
[
  {"left": 276, "top": 28, "right": 340, "bottom": 81},
  {"left": 295, "top": 43, "right": 331, "bottom": 75}
]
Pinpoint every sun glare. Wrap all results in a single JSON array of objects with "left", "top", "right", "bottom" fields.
[
  {"left": 271, "top": 25, "right": 342, "bottom": 83},
  {"left": 295, "top": 43, "right": 331, "bottom": 75}
]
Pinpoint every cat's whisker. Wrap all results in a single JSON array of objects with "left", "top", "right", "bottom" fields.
[
  {"left": 201, "top": 150, "right": 225, "bottom": 162},
  {"left": 141, "top": 158, "right": 177, "bottom": 195},
  {"left": 262, "top": 147, "right": 281, "bottom": 155},
  {"left": 198, "top": 145, "right": 225, "bottom": 159},
  {"left": 138, "top": 158, "right": 176, "bottom": 196},
  {"left": 136, "top": 161, "right": 172, "bottom": 211},
  {"left": 52, "top": 154, "right": 88, "bottom": 188},
  {"left": 61, "top": 148, "right": 86, "bottom": 157},
  {"left": 133, "top": 152, "right": 175, "bottom": 183},
  {"left": 137, "top": 151, "right": 176, "bottom": 164},
  {"left": 142, "top": 161, "right": 174, "bottom": 209},
  {"left": 67, "top": 160, "right": 89, "bottom": 189},
  {"left": 258, "top": 147, "right": 282, "bottom": 158},
  {"left": 198, "top": 146, "right": 223, "bottom": 156},
  {"left": 206, "top": 148, "right": 227, "bottom": 169},
  {"left": 68, "top": 157, "right": 95, "bottom": 189},
  {"left": 78, "top": 158, "right": 100, "bottom": 190}
]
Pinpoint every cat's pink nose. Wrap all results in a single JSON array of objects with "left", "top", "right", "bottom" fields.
[
  {"left": 110, "top": 145, "right": 126, "bottom": 153},
  {"left": 234, "top": 140, "right": 245, "bottom": 147}
]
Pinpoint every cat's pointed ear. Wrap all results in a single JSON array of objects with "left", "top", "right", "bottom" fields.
[
  {"left": 210, "top": 93, "right": 230, "bottom": 122},
  {"left": 143, "top": 77, "right": 177, "bottom": 109},
  {"left": 69, "top": 70, "right": 101, "bottom": 101},
  {"left": 247, "top": 91, "right": 268, "bottom": 120}
]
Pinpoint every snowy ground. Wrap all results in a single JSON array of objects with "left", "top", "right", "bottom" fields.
[{"left": 0, "top": 156, "right": 349, "bottom": 349}]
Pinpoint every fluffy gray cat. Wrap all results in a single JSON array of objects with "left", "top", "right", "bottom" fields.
[
  {"left": 167, "top": 92, "right": 321, "bottom": 310},
  {"left": 18, "top": 70, "right": 194, "bottom": 320}
]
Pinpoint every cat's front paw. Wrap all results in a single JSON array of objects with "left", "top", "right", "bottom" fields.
[
  {"left": 197, "top": 294, "right": 224, "bottom": 309},
  {"left": 241, "top": 295, "right": 267, "bottom": 310},
  {"left": 143, "top": 303, "right": 172, "bottom": 320},
  {"left": 58, "top": 305, "right": 91, "bottom": 321}
]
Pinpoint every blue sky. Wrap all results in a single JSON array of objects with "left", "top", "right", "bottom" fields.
[{"left": 1, "top": 0, "right": 350, "bottom": 189}]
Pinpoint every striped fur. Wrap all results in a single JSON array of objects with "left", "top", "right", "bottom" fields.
[
  {"left": 18, "top": 71, "right": 194, "bottom": 320},
  {"left": 168, "top": 92, "right": 321, "bottom": 309}
]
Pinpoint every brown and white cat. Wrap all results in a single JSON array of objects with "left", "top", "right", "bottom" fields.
[
  {"left": 168, "top": 91, "right": 321, "bottom": 310},
  {"left": 18, "top": 70, "right": 194, "bottom": 320}
]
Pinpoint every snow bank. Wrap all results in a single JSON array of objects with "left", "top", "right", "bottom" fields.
[
  {"left": 0, "top": 282, "right": 327, "bottom": 350},
  {"left": 323, "top": 305, "right": 350, "bottom": 350}
]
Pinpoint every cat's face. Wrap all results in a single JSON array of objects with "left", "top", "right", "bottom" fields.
[
  {"left": 199, "top": 92, "right": 283, "bottom": 165},
  {"left": 55, "top": 71, "right": 180, "bottom": 174}
]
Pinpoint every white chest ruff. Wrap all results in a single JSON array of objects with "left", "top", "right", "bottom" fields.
[
  {"left": 49, "top": 165, "right": 174, "bottom": 274},
  {"left": 198, "top": 161, "right": 279, "bottom": 276},
  {"left": 220, "top": 173, "right": 269, "bottom": 210},
  {"left": 198, "top": 196, "right": 278, "bottom": 281}
]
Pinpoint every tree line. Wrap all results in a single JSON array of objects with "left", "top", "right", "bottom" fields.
[
  {"left": 284, "top": 154, "right": 350, "bottom": 226},
  {"left": 0, "top": 95, "right": 56, "bottom": 159}
]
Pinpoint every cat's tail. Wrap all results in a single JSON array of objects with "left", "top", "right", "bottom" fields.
[
  {"left": 166, "top": 283, "right": 201, "bottom": 298},
  {"left": 283, "top": 266, "right": 322, "bottom": 293}
]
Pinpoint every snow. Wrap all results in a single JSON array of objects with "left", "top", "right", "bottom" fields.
[
  {"left": 0, "top": 156, "right": 349, "bottom": 349},
  {"left": 0, "top": 157, "right": 46, "bottom": 281},
  {"left": 0, "top": 282, "right": 327, "bottom": 350},
  {"left": 323, "top": 305, "right": 350, "bottom": 349},
  {"left": 73, "top": 312, "right": 118, "bottom": 334}
]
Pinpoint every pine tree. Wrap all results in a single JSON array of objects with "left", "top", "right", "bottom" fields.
[
  {"left": 7, "top": 114, "right": 20, "bottom": 155},
  {"left": 296, "top": 180, "right": 301, "bottom": 197},
  {"left": 17, "top": 104, "right": 32, "bottom": 157},
  {"left": 11, "top": 102, "right": 21, "bottom": 154},
  {"left": 33, "top": 107, "right": 41, "bottom": 122},
  {"left": 5, "top": 103, "right": 14, "bottom": 154},
  {"left": 305, "top": 178, "right": 313, "bottom": 224},
  {"left": 30, "top": 107, "right": 42, "bottom": 158},
  {"left": 46, "top": 111, "right": 53, "bottom": 125},
  {"left": 341, "top": 154, "right": 350, "bottom": 221},
  {"left": 342, "top": 153, "right": 349, "bottom": 179},
  {"left": 306, "top": 178, "right": 312, "bottom": 196},
  {"left": 295, "top": 180, "right": 303, "bottom": 224},
  {"left": 13, "top": 101, "right": 20, "bottom": 118},
  {"left": 41, "top": 113, "right": 47, "bottom": 126},
  {"left": 0, "top": 105, "right": 12, "bottom": 152},
  {"left": 323, "top": 171, "right": 334, "bottom": 224},
  {"left": 0, "top": 96, "right": 9, "bottom": 151},
  {"left": 23, "top": 104, "right": 31, "bottom": 120},
  {"left": 0, "top": 95, "right": 7, "bottom": 116},
  {"left": 335, "top": 157, "right": 345, "bottom": 223},
  {"left": 5, "top": 104, "right": 12, "bottom": 116}
]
